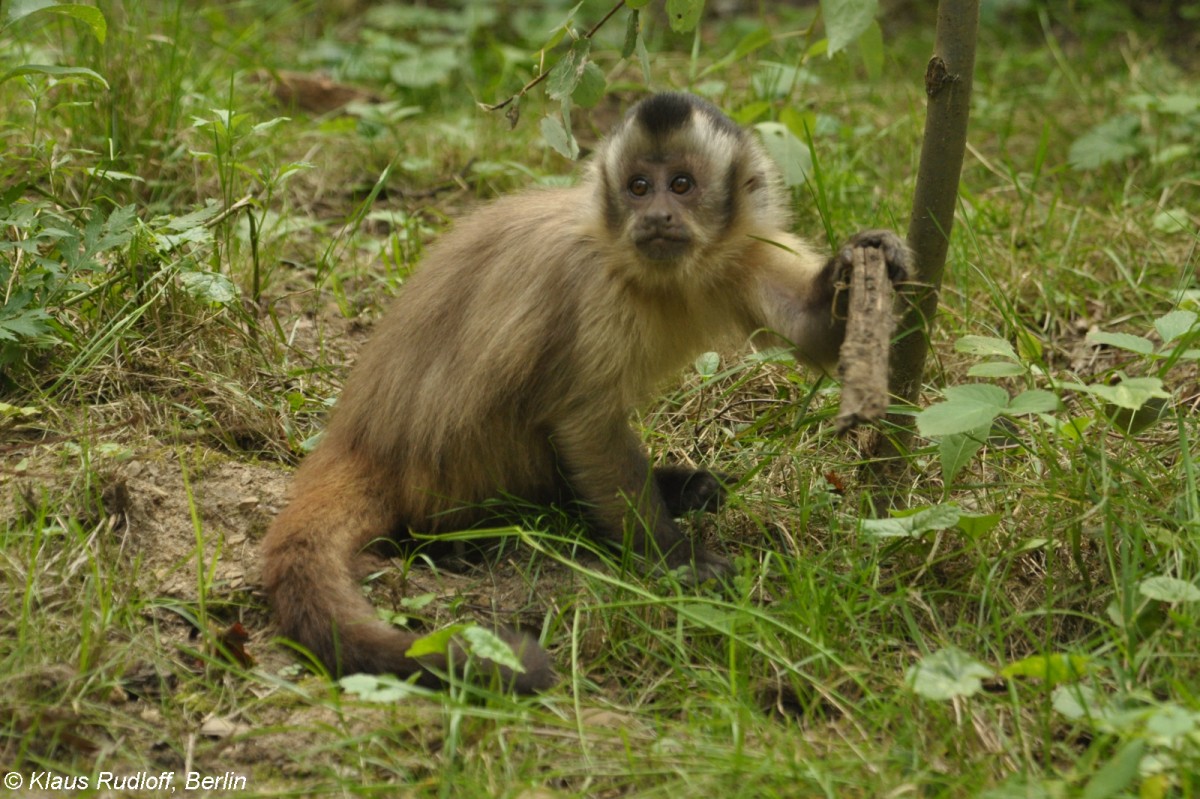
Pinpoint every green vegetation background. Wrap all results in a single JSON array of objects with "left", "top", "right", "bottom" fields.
[{"left": 1, "top": 1, "right": 1198, "bottom": 796}]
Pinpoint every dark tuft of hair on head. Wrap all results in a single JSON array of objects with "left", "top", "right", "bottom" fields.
[{"left": 631, "top": 92, "right": 742, "bottom": 140}]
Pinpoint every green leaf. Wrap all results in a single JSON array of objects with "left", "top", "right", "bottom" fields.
[
  {"left": 6, "top": 2, "right": 106, "bottom": 43},
  {"left": 955, "top": 335, "right": 1018, "bottom": 360},
  {"left": 390, "top": 47, "right": 458, "bottom": 89},
  {"left": 861, "top": 503, "right": 961, "bottom": 539},
  {"left": 939, "top": 428, "right": 986, "bottom": 485},
  {"left": 404, "top": 623, "right": 467, "bottom": 658},
  {"left": 907, "top": 647, "right": 992, "bottom": 701},
  {"left": 694, "top": 351, "right": 720, "bottom": 377},
  {"left": 1139, "top": 575, "right": 1200, "bottom": 603},
  {"left": 1154, "top": 309, "right": 1197, "bottom": 344},
  {"left": 339, "top": 673, "right": 425, "bottom": 702},
  {"left": 1000, "top": 653, "right": 1090, "bottom": 685},
  {"left": 460, "top": 626, "right": 525, "bottom": 672},
  {"left": 540, "top": 114, "right": 578, "bottom": 160},
  {"left": 621, "top": 9, "right": 640, "bottom": 58},
  {"left": 634, "top": 26, "right": 651, "bottom": 84},
  {"left": 955, "top": 512, "right": 1002, "bottom": 538},
  {"left": 1081, "top": 740, "right": 1145, "bottom": 799},
  {"left": 0, "top": 309, "right": 53, "bottom": 341},
  {"left": 1152, "top": 207, "right": 1191, "bottom": 234},
  {"left": 1069, "top": 114, "right": 1140, "bottom": 170},
  {"left": 1078, "top": 377, "right": 1170, "bottom": 411},
  {"left": 967, "top": 361, "right": 1027, "bottom": 378},
  {"left": 1086, "top": 329, "right": 1155, "bottom": 355},
  {"left": 1052, "top": 684, "right": 1103, "bottom": 720},
  {"left": 573, "top": 62, "right": 605, "bottom": 109},
  {"left": 917, "top": 384, "right": 1009, "bottom": 437},
  {"left": 1007, "top": 389, "right": 1060, "bottom": 416},
  {"left": 857, "top": 20, "right": 883, "bottom": 79},
  {"left": 179, "top": 271, "right": 238, "bottom": 304},
  {"left": 1145, "top": 704, "right": 1200, "bottom": 740},
  {"left": 547, "top": 39, "right": 590, "bottom": 102},
  {"left": 666, "top": 0, "right": 704, "bottom": 33},
  {"left": 753, "top": 122, "right": 811, "bottom": 187},
  {"left": 0, "top": 63, "right": 108, "bottom": 88},
  {"left": 820, "top": 0, "right": 878, "bottom": 56}
]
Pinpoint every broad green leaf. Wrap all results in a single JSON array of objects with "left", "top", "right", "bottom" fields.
[
  {"left": 1007, "top": 389, "right": 1060, "bottom": 415},
  {"left": 907, "top": 647, "right": 992, "bottom": 701},
  {"left": 939, "top": 428, "right": 986, "bottom": 485},
  {"left": 1081, "top": 740, "right": 1144, "bottom": 799},
  {"left": 635, "top": 25, "right": 651, "bottom": 84},
  {"left": 540, "top": 114, "right": 578, "bottom": 160},
  {"left": 621, "top": 9, "right": 639, "bottom": 58},
  {"left": 1152, "top": 208, "right": 1191, "bottom": 234},
  {"left": 626, "top": 0, "right": 652, "bottom": 7},
  {"left": 968, "top": 361, "right": 1027, "bottom": 378},
  {"left": 1139, "top": 575, "right": 1200, "bottom": 603},
  {"left": 179, "top": 271, "right": 238, "bottom": 304},
  {"left": 404, "top": 623, "right": 466, "bottom": 658},
  {"left": 0, "top": 63, "right": 108, "bottom": 88},
  {"left": 694, "top": 351, "right": 720, "bottom": 377},
  {"left": 861, "top": 503, "right": 961, "bottom": 539},
  {"left": 666, "top": 0, "right": 704, "bottom": 32},
  {"left": 390, "top": 47, "right": 457, "bottom": 89},
  {"left": 1000, "top": 653, "right": 1090, "bottom": 685},
  {"left": 163, "top": 200, "right": 224, "bottom": 232},
  {"left": 1069, "top": 114, "right": 1141, "bottom": 170},
  {"left": 857, "top": 20, "right": 883, "bottom": 79},
  {"left": 955, "top": 512, "right": 1002, "bottom": 538},
  {"left": 754, "top": 122, "right": 811, "bottom": 187},
  {"left": 820, "top": 0, "right": 878, "bottom": 55},
  {"left": 1078, "top": 377, "right": 1170, "bottom": 411},
  {"left": 956, "top": 335, "right": 1018, "bottom": 360},
  {"left": 572, "top": 61, "right": 605, "bottom": 109},
  {"left": 0, "top": 309, "right": 52, "bottom": 340},
  {"left": 677, "top": 602, "right": 742, "bottom": 634},
  {"left": 460, "top": 626, "right": 524, "bottom": 672},
  {"left": 548, "top": 40, "right": 590, "bottom": 101},
  {"left": 917, "top": 383, "right": 1009, "bottom": 437},
  {"left": 1145, "top": 704, "right": 1200, "bottom": 740},
  {"left": 339, "top": 673, "right": 425, "bottom": 701},
  {"left": 6, "top": 2, "right": 106, "bottom": 43},
  {"left": 1086, "top": 329, "right": 1155, "bottom": 355},
  {"left": 1155, "top": 309, "right": 1197, "bottom": 344},
  {"left": 1052, "top": 684, "right": 1103, "bottom": 721}
]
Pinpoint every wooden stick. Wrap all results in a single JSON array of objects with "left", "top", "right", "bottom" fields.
[{"left": 835, "top": 245, "right": 895, "bottom": 433}]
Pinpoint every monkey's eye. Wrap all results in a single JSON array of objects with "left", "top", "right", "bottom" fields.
[
  {"left": 628, "top": 177, "right": 650, "bottom": 197},
  {"left": 669, "top": 175, "right": 694, "bottom": 195}
]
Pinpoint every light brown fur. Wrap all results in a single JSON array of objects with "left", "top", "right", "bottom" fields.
[{"left": 261, "top": 92, "right": 907, "bottom": 691}]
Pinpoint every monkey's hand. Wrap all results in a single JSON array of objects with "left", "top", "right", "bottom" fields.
[
  {"left": 656, "top": 467, "right": 735, "bottom": 516},
  {"left": 667, "top": 545, "right": 733, "bottom": 586},
  {"left": 836, "top": 229, "right": 911, "bottom": 285}
]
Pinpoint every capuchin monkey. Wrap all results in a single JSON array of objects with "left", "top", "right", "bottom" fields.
[{"left": 262, "top": 92, "right": 908, "bottom": 693}]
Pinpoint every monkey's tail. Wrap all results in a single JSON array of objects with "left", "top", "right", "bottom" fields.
[{"left": 261, "top": 454, "right": 555, "bottom": 693}]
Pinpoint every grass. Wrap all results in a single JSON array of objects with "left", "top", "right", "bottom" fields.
[{"left": 2, "top": 0, "right": 1199, "bottom": 796}]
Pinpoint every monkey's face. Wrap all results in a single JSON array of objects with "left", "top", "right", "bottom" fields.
[{"left": 623, "top": 161, "right": 702, "bottom": 262}]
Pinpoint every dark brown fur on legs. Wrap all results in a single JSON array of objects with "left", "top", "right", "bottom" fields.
[{"left": 262, "top": 92, "right": 908, "bottom": 692}]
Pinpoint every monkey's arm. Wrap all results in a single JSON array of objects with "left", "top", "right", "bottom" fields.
[
  {"left": 551, "top": 412, "right": 730, "bottom": 581},
  {"left": 749, "top": 229, "right": 908, "bottom": 372}
]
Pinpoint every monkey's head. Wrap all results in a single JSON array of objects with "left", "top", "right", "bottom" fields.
[{"left": 592, "top": 92, "right": 789, "bottom": 270}]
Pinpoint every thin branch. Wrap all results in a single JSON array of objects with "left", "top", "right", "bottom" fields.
[{"left": 478, "top": 0, "right": 627, "bottom": 114}]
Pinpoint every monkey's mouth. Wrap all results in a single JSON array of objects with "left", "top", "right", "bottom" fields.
[{"left": 635, "top": 232, "right": 692, "bottom": 261}]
